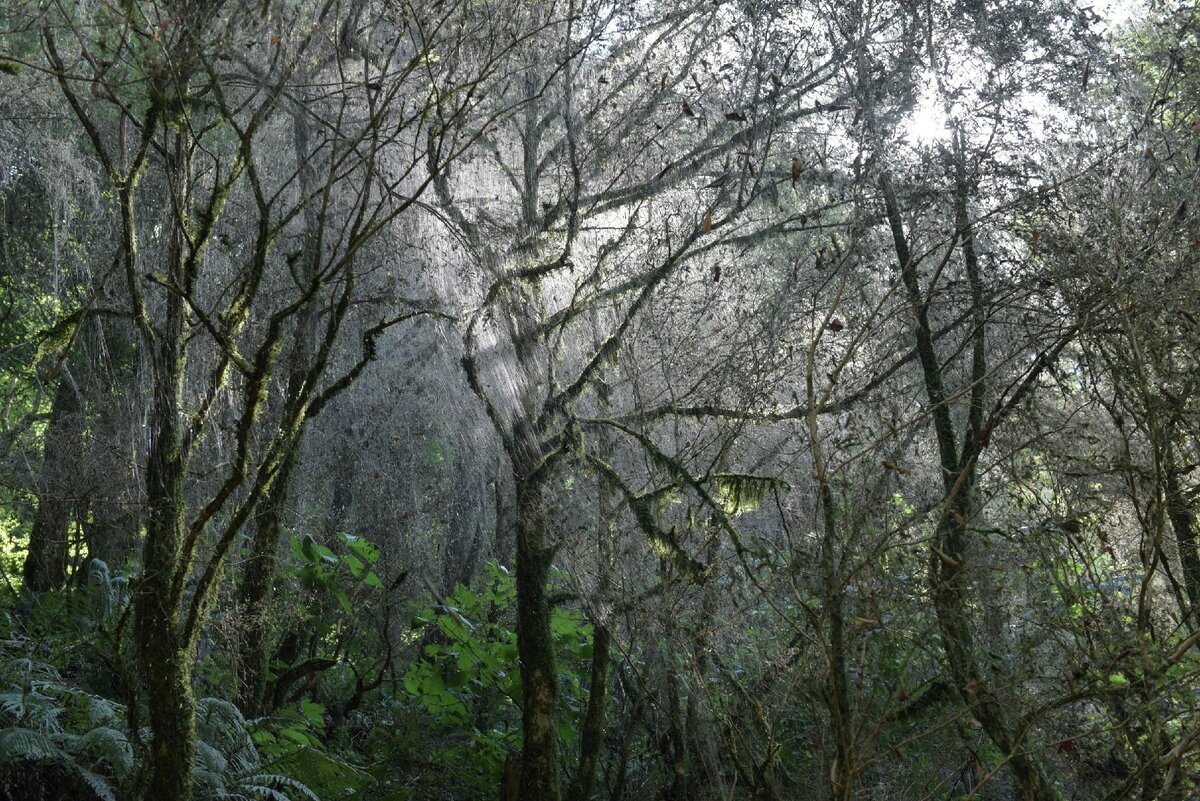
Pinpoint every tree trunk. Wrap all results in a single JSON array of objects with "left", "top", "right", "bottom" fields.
[
  {"left": 134, "top": 310, "right": 195, "bottom": 801},
  {"left": 1165, "top": 446, "right": 1200, "bottom": 621},
  {"left": 24, "top": 374, "right": 81, "bottom": 592},
  {"left": 570, "top": 375, "right": 615, "bottom": 801},
  {"left": 820, "top": 483, "right": 853, "bottom": 801},
  {"left": 235, "top": 97, "right": 321, "bottom": 716},
  {"left": 85, "top": 316, "right": 141, "bottom": 572},
  {"left": 132, "top": 125, "right": 197, "bottom": 801},
  {"left": 236, "top": 441, "right": 301, "bottom": 715},
  {"left": 571, "top": 623, "right": 608, "bottom": 801},
  {"left": 516, "top": 477, "right": 561, "bottom": 801},
  {"left": 882, "top": 169, "right": 1060, "bottom": 801}
]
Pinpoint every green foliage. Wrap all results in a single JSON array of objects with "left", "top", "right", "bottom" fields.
[
  {"left": 0, "top": 654, "right": 131, "bottom": 800},
  {"left": 0, "top": 585, "right": 370, "bottom": 801},
  {"left": 194, "top": 696, "right": 370, "bottom": 801},
  {"left": 389, "top": 561, "right": 596, "bottom": 798},
  {"left": 405, "top": 564, "right": 521, "bottom": 729},
  {"left": 287, "top": 532, "right": 383, "bottom": 619},
  {"left": 261, "top": 745, "right": 372, "bottom": 799}
]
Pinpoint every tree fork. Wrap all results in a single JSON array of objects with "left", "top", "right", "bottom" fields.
[{"left": 882, "top": 171, "right": 1062, "bottom": 801}]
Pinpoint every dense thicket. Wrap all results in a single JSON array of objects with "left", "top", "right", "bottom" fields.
[{"left": 0, "top": 0, "right": 1198, "bottom": 799}]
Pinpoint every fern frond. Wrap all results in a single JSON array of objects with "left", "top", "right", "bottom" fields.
[
  {"left": 72, "top": 764, "right": 118, "bottom": 801},
  {"left": 197, "top": 697, "right": 249, "bottom": 751},
  {"left": 70, "top": 725, "right": 134, "bottom": 779},
  {"left": 244, "top": 773, "right": 320, "bottom": 801},
  {"left": 195, "top": 738, "right": 230, "bottom": 778},
  {"left": 0, "top": 727, "right": 64, "bottom": 763},
  {"left": 261, "top": 747, "right": 373, "bottom": 796},
  {"left": 0, "top": 689, "right": 27, "bottom": 718},
  {"left": 84, "top": 694, "right": 123, "bottom": 728},
  {"left": 3, "top": 656, "right": 61, "bottom": 682},
  {"left": 194, "top": 766, "right": 226, "bottom": 795},
  {"left": 239, "top": 785, "right": 291, "bottom": 801}
]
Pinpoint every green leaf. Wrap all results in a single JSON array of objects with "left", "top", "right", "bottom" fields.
[
  {"left": 551, "top": 609, "right": 581, "bottom": 637},
  {"left": 299, "top": 535, "right": 320, "bottom": 564},
  {"left": 0, "top": 727, "right": 62, "bottom": 764},
  {"left": 556, "top": 718, "right": 578, "bottom": 747},
  {"left": 420, "top": 671, "right": 445, "bottom": 695},
  {"left": 299, "top": 699, "right": 325, "bottom": 727},
  {"left": 364, "top": 571, "right": 384, "bottom": 589},
  {"left": 251, "top": 729, "right": 277, "bottom": 747},
  {"left": 259, "top": 748, "right": 373, "bottom": 795},
  {"left": 402, "top": 667, "right": 421, "bottom": 696},
  {"left": 342, "top": 535, "right": 381, "bottom": 565},
  {"left": 281, "top": 727, "right": 310, "bottom": 746}
]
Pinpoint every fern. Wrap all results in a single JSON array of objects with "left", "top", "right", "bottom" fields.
[
  {"left": 245, "top": 774, "right": 322, "bottom": 801},
  {"left": 83, "top": 559, "right": 127, "bottom": 621},
  {"left": 195, "top": 737, "right": 232, "bottom": 791},
  {"left": 83, "top": 694, "right": 122, "bottom": 728},
  {"left": 198, "top": 698, "right": 253, "bottom": 753},
  {"left": 70, "top": 726, "right": 134, "bottom": 780},
  {"left": 0, "top": 658, "right": 328, "bottom": 801},
  {"left": 0, "top": 726, "right": 118, "bottom": 801},
  {"left": 261, "top": 747, "right": 373, "bottom": 798},
  {"left": 74, "top": 765, "right": 118, "bottom": 801},
  {"left": 0, "top": 655, "right": 125, "bottom": 800},
  {"left": 0, "top": 727, "right": 64, "bottom": 763},
  {"left": 191, "top": 697, "right": 337, "bottom": 801}
]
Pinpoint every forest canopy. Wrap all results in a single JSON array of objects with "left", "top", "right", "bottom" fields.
[{"left": 0, "top": 0, "right": 1198, "bottom": 799}]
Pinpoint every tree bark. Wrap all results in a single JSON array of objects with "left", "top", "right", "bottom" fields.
[
  {"left": 1165, "top": 445, "right": 1200, "bottom": 621},
  {"left": 516, "top": 476, "right": 561, "bottom": 801},
  {"left": 570, "top": 370, "right": 616, "bottom": 801},
  {"left": 134, "top": 274, "right": 195, "bottom": 801},
  {"left": 24, "top": 374, "right": 81, "bottom": 592},
  {"left": 236, "top": 441, "right": 301, "bottom": 715},
  {"left": 235, "top": 94, "right": 321, "bottom": 716},
  {"left": 570, "top": 623, "right": 608, "bottom": 801},
  {"left": 882, "top": 169, "right": 1061, "bottom": 801}
]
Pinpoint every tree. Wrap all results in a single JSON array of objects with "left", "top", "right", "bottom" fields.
[
  {"left": 11, "top": 0, "right": 533, "bottom": 796},
  {"left": 432, "top": 0, "right": 854, "bottom": 795}
]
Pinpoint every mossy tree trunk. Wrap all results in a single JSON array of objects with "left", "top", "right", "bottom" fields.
[
  {"left": 134, "top": 156, "right": 195, "bottom": 798},
  {"left": 24, "top": 374, "right": 81, "bottom": 592},
  {"left": 235, "top": 101, "right": 321, "bottom": 715},
  {"left": 570, "top": 421, "right": 615, "bottom": 801},
  {"left": 515, "top": 474, "right": 561, "bottom": 801},
  {"left": 882, "top": 157, "right": 1064, "bottom": 801},
  {"left": 235, "top": 441, "right": 302, "bottom": 715}
]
